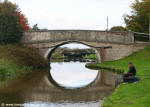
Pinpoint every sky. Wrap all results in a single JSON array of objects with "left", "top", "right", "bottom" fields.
[
  {"left": 8, "top": 0, "right": 134, "bottom": 48},
  {"left": 9, "top": 0, "right": 134, "bottom": 30},
  {"left": 60, "top": 43, "right": 90, "bottom": 49}
]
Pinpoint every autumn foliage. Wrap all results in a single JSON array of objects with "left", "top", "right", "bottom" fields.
[{"left": 18, "top": 11, "right": 30, "bottom": 31}]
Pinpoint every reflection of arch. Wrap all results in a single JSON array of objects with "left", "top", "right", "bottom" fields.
[
  {"left": 45, "top": 40, "right": 101, "bottom": 62},
  {"left": 46, "top": 69, "right": 120, "bottom": 90},
  {"left": 47, "top": 67, "right": 101, "bottom": 90},
  {"left": 24, "top": 71, "right": 120, "bottom": 102}
]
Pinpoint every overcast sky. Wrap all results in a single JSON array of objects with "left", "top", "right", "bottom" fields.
[
  {"left": 8, "top": 0, "right": 134, "bottom": 49},
  {"left": 9, "top": 0, "right": 134, "bottom": 30}
]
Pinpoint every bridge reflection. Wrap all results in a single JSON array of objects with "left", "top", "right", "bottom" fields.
[
  {"left": 22, "top": 71, "right": 122, "bottom": 102},
  {"left": 0, "top": 69, "right": 122, "bottom": 105}
]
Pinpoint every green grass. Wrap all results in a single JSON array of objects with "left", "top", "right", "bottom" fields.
[
  {"left": 84, "top": 54, "right": 98, "bottom": 62},
  {"left": 51, "top": 53, "right": 66, "bottom": 59},
  {"left": 86, "top": 64, "right": 124, "bottom": 74},
  {"left": 0, "top": 59, "right": 32, "bottom": 85},
  {"left": 96, "top": 46, "right": 150, "bottom": 107}
]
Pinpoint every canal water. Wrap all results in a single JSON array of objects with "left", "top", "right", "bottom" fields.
[{"left": 0, "top": 60, "right": 122, "bottom": 107}]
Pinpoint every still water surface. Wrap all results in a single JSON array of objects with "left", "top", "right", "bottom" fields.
[
  {"left": 50, "top": 62, "right": 98, "bottom": 88},
  {"left": 0, "top": 61, "right": 121, "bottom": 107}
]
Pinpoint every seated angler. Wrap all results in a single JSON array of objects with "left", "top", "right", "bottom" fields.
[{"left": 123, "top": 62, "right": 136, "bottom": 82}]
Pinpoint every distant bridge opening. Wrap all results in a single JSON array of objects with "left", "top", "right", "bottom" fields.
[{"left": 48, "top": 41, "right": 101, "bottom": 62}]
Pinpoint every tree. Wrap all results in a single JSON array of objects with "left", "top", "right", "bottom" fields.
[
  {"left": 0, "top": 1, "right": 22, "bottom": 44},
  {"left": 124, "top": 0, "right": 150, "bottom": 33},
  {"left": 110, "top": 26, "right": 127, "bottom": 31},
  {"left": 0, "top": 1, "right": 29, "bottom": 44},
  {"left": 32, "top": 24, "right": 40, "bottom": 31},
  {"left": 18, "top": 11, "right": 30, "bottom": 31}
]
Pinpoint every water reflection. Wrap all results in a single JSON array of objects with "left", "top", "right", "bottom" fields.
[
  {"left": 0, "top": 61, "right": 122, "bottom": 107},
  {"left": 50, "top": 62, "right": 98, "bottom": 88}
]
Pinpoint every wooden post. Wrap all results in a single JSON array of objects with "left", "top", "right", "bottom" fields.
[
  {"left": 100, "top": 47, "right": 105, "bottom": 62},
  {"left": 100, "top": 71, "right": 105, "bottom": 86},
  {"left": 149, "top": 16, "right": 150, "bottom": 41}
]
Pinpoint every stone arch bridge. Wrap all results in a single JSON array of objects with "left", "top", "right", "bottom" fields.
[{"left": 22, "top": 30, "right": 149, "bottom": 62}]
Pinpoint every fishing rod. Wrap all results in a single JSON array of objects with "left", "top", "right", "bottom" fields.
[
  {"left": 136, "top": 75, "right": 150, "bottom": 77},
  {"left": 135, "top": 75, "right": 150, "bottom": 79}
]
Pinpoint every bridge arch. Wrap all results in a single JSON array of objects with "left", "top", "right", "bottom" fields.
[
  {"left": 44, "top": 40, "right": 101, "bottom": 62},
  {"left": 22, "top": 30, "right": 135, "bottom": 62}
]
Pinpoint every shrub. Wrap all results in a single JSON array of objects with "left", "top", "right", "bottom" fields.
[{"left": 0, "top": 44, "right": 49, "bottom": 70}]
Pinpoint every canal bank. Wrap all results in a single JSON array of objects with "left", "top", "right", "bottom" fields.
[
  {"left": 0, "top": 44, "right": 49, "bottom": 88},
  {"left": 87, "top": 46, "right": 150, "bottom": 107}
]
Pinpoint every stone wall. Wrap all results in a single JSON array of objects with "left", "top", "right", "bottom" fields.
[
  {"left": 22, "top": 30, "right": 134, "bottom": 45},
  {"left": 104, "top": 44, "right": 133, "bottom": 61},
  {"left": 133, "top": 42, "right": 150, "bottom": 52}
]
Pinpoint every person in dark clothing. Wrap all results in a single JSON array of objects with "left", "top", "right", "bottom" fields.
[
  {"left": 128, "top": 62, "right": 136, "bottom": 76},
  {"left": 123, "top": 62, "right": 136, "bottom": 82}
]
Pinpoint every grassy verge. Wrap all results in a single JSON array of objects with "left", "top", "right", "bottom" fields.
[
  {"left": 51, "top": 53, "right": 66, "bottom": 59},
  {"left": 0, "top": 44, "right": 48, "bottom": 86},
  {"left": 50, "top": 53, "right": 66, "bottom": 62},
  {"left": 0, "top": 59, "right": 32, "bottom": 85},
  {"left": 88, "top": 46, "right": 150, "bottom": 107},
  {"left": 84, "top": 54, "right": 98, "bottom": 62},
  {"left": 86, "top": 63, "right": 124, "bottom": 74}
]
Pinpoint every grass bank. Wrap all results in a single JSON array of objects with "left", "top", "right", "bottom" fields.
[
  {"left": 0, "top": 44, "right": 48, "bottom": 86},
  {"left": 51, "top": 53, "right": 66, "bottom": 59},
  {"left": 87, "top": 46, "right": 150, "bottom": 107},
  {"left": 84, "top": 54, "right": 98, "bottom": 62}
]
